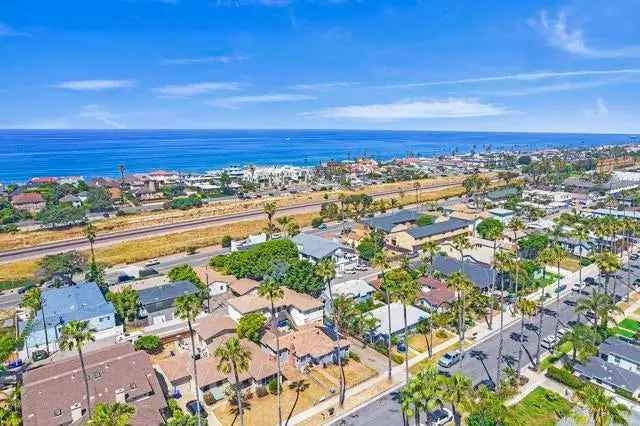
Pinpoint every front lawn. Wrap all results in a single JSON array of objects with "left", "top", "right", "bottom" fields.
[
  {"left": 613, "top": 327, "right": 635, "bottom": 338},
  {"left": 539, "top": 341, "right": 571, "bottom": 371},
  {"left": 506, "top": 387, "right": 574, "bottom": 426},
  {"left": 407, "top": 330, "right": 451, "bottom": 353},
  {"left": 323, "top": 358, "right": 378, "bottom": 387},
  {"left": 618, "top": 318, "right": 640, "bottom": 332}
]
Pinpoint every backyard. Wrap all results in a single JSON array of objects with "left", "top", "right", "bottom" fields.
[{"left": 506, "top": 386, "right": 574, "bottom": 426}]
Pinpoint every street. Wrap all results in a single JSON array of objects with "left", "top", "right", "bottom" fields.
[{"left": 333, "top": 259, "right": 640, "bottom": 426}]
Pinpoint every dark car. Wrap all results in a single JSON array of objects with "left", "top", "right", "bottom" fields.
[
  {"left": 186, "top": 400, "right": 207, "bottom": 418},
  {"left": 17, "top": 283, "right": 36, "bottom": 294},
  {"left": 32, "top": 350, "right": 49, "bottom": 362},
  {"left": 584, "top": 277, "right": 596, "bottom": 286}
]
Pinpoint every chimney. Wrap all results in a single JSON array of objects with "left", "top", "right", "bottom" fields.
[
  {"left": 115, "top": 387, "right": 126, "bottom": 403},
  {"left": 70, "top": 402, "right": 83, "bottom": 422}
]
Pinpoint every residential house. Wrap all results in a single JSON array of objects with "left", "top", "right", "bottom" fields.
[
  {"left": 361, "top": 209, "right": 421, "bottom": 234},
  {"left": 598, "top": 337, "right": 640, "bottom": 374},
  {"left": 227, "top": 288, "right": 323, "bottom": 327},
  {"left": 22, "top": 343, "right": 168, "bottom": 426},
  {"left": 415, "top": 276, "right": 456, "bottom": 312},
  {"left": 574, "top": 356, "right": 640, "bottom": 398},
  {"left": 23, "top": 282, "right": 117, "bottom": 353},
  {"left": 486, "top": 187, "right": 519, "bottom": 203},
  {"left": 195, "top": 315, "right": 238, "bottom": 350},
  {"left": 557, "top": 236, "right": 595, "bottom": 258},
  {"left": 321, "top": 279, "right": 374, "bottom": 315},
  {"left": 367, "top": 302, "right": 429, "bottom": 342},
  {"left": 441, "top": 236, "right": 512, "bottom": 265},
  {"left": 432, "top": 255, "right": 496, "bottom": 292},
  {"left": 386, "top": 218, "right": 473, "bottom": 253},
  {"left": 137, "top": 280, "right": 200, "bottom": 326},
  {"left": 11, "top": 192, "right": 46, "bottom": 213},
  {"left": 261, "top": 326, "right": 350, "bottom": 371},
  {"left": 58, "top": 194, "right": 82, "bottom": 207},
  {"left": 488, "top": 207, "right": 514, "bottom": 224},
  {"left": 194, "top": 266, "right": 231, "bottom": 296},
  {"left": 292, "top": 233, "right": 355, "bottom": 271}
]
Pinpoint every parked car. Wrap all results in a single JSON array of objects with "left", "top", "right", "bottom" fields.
[
  {"left": 354, "top": 264, "right": 368, "bottom": 271},
  {"left": 572, "top": 283, "right": 586, "bottom": 292},
  {"left": 186, "top": 400, "right": 208, "bottom": 418},
  {"left": 557, "top": 327, "right": 569, "bottom": 337},
  {"left": 317, "top": 223, "right": 328, "bottom": 230},
  {"left": 541, "top": 335, "right": 559, "bottom": 350},
  {"left": 343, "top": 268, "right": 357, "bottom": 275},
  {"left": 17, "top": 283, "right": 36, "bottom": 294},
  {"left": 554, "top": 284, "right": 567, "bottom": 293},
  {"left": 438, "top": 351, "right": 461, "bottom": 368},
  {"left": 584, "top": 277, "right": 596, "bottom": 286},
  {"left": 115, "top": 332, "right": 142, "bottom": 344},
  {"left": 429, "top": 408, "right": 454, "bottom": 426},
  {"left": 32, "top": 350, "right": 49, "bottom": 362},
  {"left": 144, "top": 258, "right": 160, "bottom": 267},
  {"left": 585, "top": 311, "right": 597, "bottom": 321},
  {"left": 630, "top": 253, "right": 639, "bottom": 261}
]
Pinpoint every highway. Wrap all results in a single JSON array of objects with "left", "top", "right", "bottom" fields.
[
  {"left": 332, "top": 260, "right": 640, "bottom": 426},
  {"left": 0, "top": 181, "right": 464, "bottom": 263}
]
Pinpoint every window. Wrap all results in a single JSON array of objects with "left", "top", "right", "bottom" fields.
[
  {"left": 98, "top": 316, "right": 110, "bottom": 323},
  {"left": 53, "top": 408, "right": 63, "bottom": 417}
]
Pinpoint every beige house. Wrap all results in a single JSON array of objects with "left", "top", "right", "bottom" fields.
[{"left": 386, "top": 218, "right": 473, "bottom": 253}]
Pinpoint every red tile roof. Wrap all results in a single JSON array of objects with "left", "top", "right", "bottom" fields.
[
  {"left": 11, "top": 192, "right": 44, "bottom": 205},
  {"left": 417, "top": 276, "right": 456, "bottom": 307}
]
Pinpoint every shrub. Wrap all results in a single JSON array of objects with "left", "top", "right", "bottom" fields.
[
  {"left": 545, "top": 366, "right": 585, "bottom": 390},
  {"left": 185, "top": 246, "right": 197, "bottom": 255},
  {"left": 203, "top": 392, "right": 216, "bottom": 405},
  {"left": 268, "top": 379, "right": 280, "bottom": 395},
  {"left": 255, "top": 386, "right": 269, "bottom": 398},
  {"left": 349, "top": 352, "right": 361, "bottom": 362},
  {"left": 134, "top": 335, "right": 162, "bottom": 353},
  {"left": 221, "top": 235, "right": 232, "bottom": 248},
  {"left": 436, "top": 329, "right": 448, "bottom": 339},
  {"left": 391, "top": 352, "right": 405, "bottom": 364},
  {"left": 615, "top": 388, "right": 634, "bottom": 400},
  {"left": 416, "top": 214, "right": 434, "bottom": 226},
  {"left": 311, "top": 216, "right": 324, "bottom": 228}
]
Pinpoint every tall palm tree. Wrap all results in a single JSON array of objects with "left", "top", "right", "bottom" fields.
[
  {"left": 257, "top": 279, "right": 284, "bottom": 425},
  {"left": 452, "top": 234, "right": 471, "bottom": 272},
  {"left": 571, "top": 225, "right": 589, "bottom": 314},
  {"left": 371, "top": 250, "right": 394, "bottom": 382},
  {"left": 494, "top": 250, "right": 515, "bottom": 385},
  {"left": 174, "top": 294, "right": 204, "bottom": 425},
  {"left": 592, "top": 250, "right": 621, "bottom": 297},
  {"left": 87, "top": 402, "right": 135, "bottom": 426},
  {"left": 576, "top": 290, "right": 621, "bottom": 329},
  {"left": 263, "top": 201, "right": 278, "bottom": 239},
  {"left": 21, "top": 287, "right": 50, "bottom": 354},
  {"left": 59, "top": 320, "right": 95, "bottom": 417},
  {"left": 548, "top": 245, "right": 567, "bottom": 342},
  {"left": 315, "top": 259, "right": 347, "bottom": 406},
  {"left": 415, "top": 317, "right": 434, "bottom": 358},
  {"left": 560, "top": 324, "right": 598, "bottom": 362},
  {"left": 400, "top": 369, "right": 423, "bottom": 426},
  {"left": 437, "top": 371, "right": 473, "bottom": 426},
  {"left": 515, "top": 298, "right": 537, "bottom": 376},
  {"left": 85, "top": 222, "right": 97, "bottom": 265},
  {"left": 574, "top": 384, "right": 630, "bottom": 426},
  {"left": 395, "top": 272, "right": 420, "bottom": 383},
  {"left": 445, "top": 272, "right": 474, "bottom": 370},
  {"left": 276, "top": 216, "right": 291, "bottom": 239},
  {"left": 413, "top": 181, "right": 421, "bottom": 204},
  {"left": 535, "top": 246, "right": 555, "bottom": 370},
  {"left": 215, "top": 337, "right": 252, "bottom": 426},
  {"left": 483, "top": 222, "right": 503, "bottom": 330}
]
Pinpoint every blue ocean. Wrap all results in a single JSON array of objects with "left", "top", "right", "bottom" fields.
[{"left": 0, "top": 129, "right": 636, "bottom": 183}]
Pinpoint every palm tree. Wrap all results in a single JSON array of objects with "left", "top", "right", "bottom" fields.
[
  {"left": 87, "top": 402, "right": 135, "bottom": 426},
  {"left": 415, "top": 317, "right": 434, "bottom": 358},
  {"left": 421, "top": 240, "right": 439, "bottom": 272},
  {"left": 560, "top": 324, "right": 598, "bottom": 362},
  {"left": 215, "top": 337, "right": 252, "bottom": 426},
  {"left": 515, "top": 298, "right": 537, "bottom": 376},
  {"left": 174, "top": 294, "right": 204, "bottom": 425},
  {"left": 257, "top": 279, "right": 284, "bottom": 425},
  {"left": 21, "top": 287, "right": 50, "bottom": 354},
  {"left": 592, "top": 250, "right": 621, "bottom": 297},
  {"left": 438, "top": 371, "right": 473, "bottom": 426},
  {"left": 445, "top": 272, "right": 474, "bottom": 370},
  {"left": 85, "top": 222, "right": 97, "bottom": 265},
  {"left": 494, "top": 250, "right": 515, "bottom": 385},
  {"left": 263, "top": 201, "right": 278, "bottom": 239},
  {"left": 548, "top": 245, "right": 567, "bottom": 342},
  {"left": 483, "top": 223, "right": 503, "bottom": 330},
  {"left": 574, "top": 384, "right": 630, "bottom": 426},
  {"left": 59, "top": 320, "right": 95, "bottom": 417},
  {"left": 571, "top": 225, "right": 589, "bottom": 314},
  {"left": 277, "top": 216, "right": 291, "bottom": 239},
  {"left": 451, "top": 234, "right": 470, "bottom": 272},
  {"left": 315, "top": 259, "right": 347, "bottom": 406},
  {"left": 371, "top": 250, "right": 394, "bottom": 382},
  {"left": 118, "top": 164, "right": 126, "bottom": 204},
  {"left": 400, "top": 371, "right": 423, "bottom": 426},
  {"left": 395, "top": 272, "right": 420, "bottom": 383},
  {"left": 534, "top": 246, "right": 554, "bottom": 370},
  {"left": 576, "top": 290, "right": 621, "bottom": 329},
  {"left": 413, "top": 181, "right": 421, "bottom": 204}
]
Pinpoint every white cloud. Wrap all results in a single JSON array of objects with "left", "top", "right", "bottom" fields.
[
  {"left": 532, "top": 10, "right": 640, "bottom": 58},
  {"left": 152, "top": 82, "right": 243, "bottom": 97},
  {"left": 485, "top": 79, "right": 615, "bottom": 97},
  {"left": 386, "top": 69, "right": 640, "bottom": 89},
  {"left": 0, "top": 23, "right": 28, "bottom": 37},
  {"left": 307, "top": 99, "right": 508, "bottom": 120},
  {"left": 54, "top": 80, "right": 135, "bottom": 91},
  {"left": 162, "top": 55, "right": 249, "bottom": 65},
  {"left": 79, "top": 105, "right": 126, "bottom": 128},
  {"left": 595, "top": 97, "right": 609, "bottom": 116},
  {"left": 289, "top": 81, "right": 358, "bottom": 91},
  {"left": 212, "top": 93, "right": 316, "bottom": 108}
]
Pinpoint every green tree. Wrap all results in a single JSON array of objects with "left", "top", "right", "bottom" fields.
[
  {"left": 389, "top": 269, "right": 420, "bottom": 383},
  {"left": 87, "top": 402, "right": 135, "bottom": 426},
  {"left": 438, "top": 372, "right": 473, "bottom": 426},
  {"left": 371, "top": 250, "right": 394, "bottom": 382},
  {"left": 416, "top": 214, "right": 434, "bottom": 226},
  {"left": 174, "top": 294, "right": 204, "bottom": 426},
  {"left": 20, "top": 287, "right": 50, "bottom": 354},
  {"left": 36, "top": 251, "right": 87, "bottom": 282},
  {"left": 134, "top": 335, "right": 162, "bottom": 353},
  {"left": 415, "top": 317, "right": 434, "bottom": 358},
  {"left": 236, "top": 312, "right": 267, "bottom": 343},
  {"left": 107, "top": 286, "right": 139, "bottom": 331},
  {"left": 59, "top": 320, "right": 95, "bottom": 416},
  {"left": 282, "top": 259, "right": 325, "bottom": 297},
  {"left": 445, "top": 272, "right": 474, "bottom": 370},
  {"left": 560, "top": 324, "right": 599, "bottom": 362},
  {"left": 476, "top": 218, "right": 504, "bottom": 241},
  {"left": 215, "top": 337, "right": 252, "bottom": 426},
  {"left": 263, "top": 201, "right": 278, "bottom": 239},
  {"left": 575, "top": 384, "right": 630, "bottom": 426},
  {"left": 257, "top": 278, "right": 284, "bottom": 425},
  {"left": 576, "top": 290, "right": 621, "bottom": 330},
  {"left": 592, "top": 250, "right": 621, "bottom": 297},
  {"left": 36, "top": 204, "right": 87, "bottom": 228},
  {"left": 515, "top": 298, "right": 537, "bottom": 376},
  {"left": 168, "top": 264, "right": 209, "bottom": 308}
]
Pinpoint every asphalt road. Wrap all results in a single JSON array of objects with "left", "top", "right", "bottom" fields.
[
  {"left": 0, "top": 181, "right": 463, "bottom": 262},
  {"left": 333, "top": 260, "right": 640, "bottom": 426}
]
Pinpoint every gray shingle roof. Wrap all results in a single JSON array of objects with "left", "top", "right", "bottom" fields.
[
  {"left": 599, "top": 337, "right": 640, "bottom": 364},
  {"left": 407, "top": 218, "right": 471, "bottom": 239},
  {"left": 575, "top": 356, "right": 640, "bottom": 394},
  {"left": 361, "top": 209, "right": 421, "bottom": 233},
  {"left": 432, "top": 255, "right": 495, "bottom": 290},
  {"left": 292, "top": 233, "right": 349, "bottom": 260},
  {"left": 486, "top": 187, "right": 519, "bottom": 200},
  {"left": 368, "top": 303, "right": 429, "bottom": 336},
  {"left": 137, "top": 280, "right": 199, "bottom": 306}
]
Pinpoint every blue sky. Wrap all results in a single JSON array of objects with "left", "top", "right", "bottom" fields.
[{"left": 1, "top": 0, "right": 639, "bottom": 132}]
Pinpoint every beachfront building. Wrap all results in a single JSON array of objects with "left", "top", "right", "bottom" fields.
[
  {"left": 488, "top": 207, "right": 514, "bottom": 224},
  {"left": 23, "top": 282, "right": 117, "bottom": 354}
]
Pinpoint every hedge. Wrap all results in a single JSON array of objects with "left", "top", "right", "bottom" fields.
[{"left": 545, "top": 366, "right": 585, "bottom": 390}]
